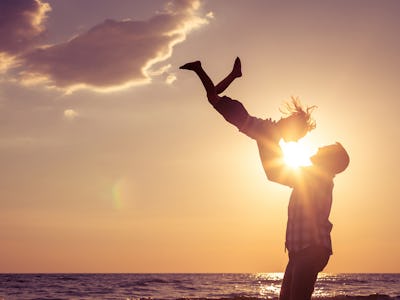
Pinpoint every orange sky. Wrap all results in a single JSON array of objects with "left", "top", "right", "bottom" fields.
[{"left": 0, "top": 0, "right": 399, "bottom": 273}]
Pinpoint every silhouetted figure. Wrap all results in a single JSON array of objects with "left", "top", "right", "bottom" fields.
[
  {"left": 180, "top": 58, "right": 348, "bottom": 300},
  {"left": 180, "top": 58, "right": 315, "bottom": 142},
  {"left": 261, "top": 138, "right": 349, "bottom": 300}
]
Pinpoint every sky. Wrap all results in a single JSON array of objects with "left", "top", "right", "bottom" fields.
[{"left": 0, "top": 0, "right": 399, "bottom": 273}]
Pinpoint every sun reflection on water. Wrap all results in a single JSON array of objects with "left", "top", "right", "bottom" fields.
[{"left": 253, "top": 273, "right": 284, "bottom": 298}]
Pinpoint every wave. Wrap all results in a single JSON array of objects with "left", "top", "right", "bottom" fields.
[{"left": 168, "top": 295, "right": 400, "bottom": 300}]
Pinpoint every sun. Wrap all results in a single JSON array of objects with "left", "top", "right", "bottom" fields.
[{"left": 279, "top": 138, "right": 316, "bottom": 168}]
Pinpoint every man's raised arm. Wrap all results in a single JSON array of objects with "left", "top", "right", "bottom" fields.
[{"left": 257, "top": 138, "right": 295, "bottom": 188}]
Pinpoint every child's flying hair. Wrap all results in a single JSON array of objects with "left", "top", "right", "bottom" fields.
[{"left": 280, "top": 96, "right": 317, "bottom": 132}]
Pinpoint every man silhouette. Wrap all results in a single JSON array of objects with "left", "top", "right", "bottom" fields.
[
  {"left": 261, "top": 139, "right": 349, "bottom": 300},
  {"left": 180, "top": 58, "right": 348, "bottom": 300}
]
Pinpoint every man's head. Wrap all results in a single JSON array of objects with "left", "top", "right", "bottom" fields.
[
  {"left": 310, "top": 142, "right": 350, "bottom": 175},
  {"left": 277, "top": 98, "right": 316, "bottom": 142}
]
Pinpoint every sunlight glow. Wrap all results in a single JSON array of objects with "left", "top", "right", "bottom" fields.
[{"left": 279, "top": 139, "right": 316, "bottom": 168}]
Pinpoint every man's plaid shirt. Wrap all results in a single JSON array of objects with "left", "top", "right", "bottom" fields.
[{"left": 285, "top": 170, "right": 334, "bottom": 254}]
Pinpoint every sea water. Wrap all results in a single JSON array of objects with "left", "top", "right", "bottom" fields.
[{"left": 0, "top": 273, "right": 399, "bottom": 300}]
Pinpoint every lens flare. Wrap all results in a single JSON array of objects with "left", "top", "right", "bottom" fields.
[{"left": 111, "top": 178, "right": 133, "bottom": 210}]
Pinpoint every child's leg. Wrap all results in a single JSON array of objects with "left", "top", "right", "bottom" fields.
[
  {"left": 180, "top": 61, "right": 219, "bottom": 105},
  {"left": 215, "top": 57, "right": 242, "bottom": 94}
]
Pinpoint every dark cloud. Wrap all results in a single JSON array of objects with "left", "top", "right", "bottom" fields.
[
  {"left": 0, "top": 0, "right": 50, "bottom": 54},
  {"left": 1, "top": 0, "right": 209, "bottom": 92}
]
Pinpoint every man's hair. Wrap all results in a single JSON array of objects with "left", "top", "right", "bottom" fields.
[{"left": 280, "top": 96, "right": 316, "bottom": 132}]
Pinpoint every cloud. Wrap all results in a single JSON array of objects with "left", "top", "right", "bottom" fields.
[
  {"left": 1, "top": 0, "right": 210, "bottom": 92},
  {"left": 0, "top": 0, "right": 50, "bottom": 73},
  {"left": 166, "top": 74, "right": 177, "bottom": 85},
  {"left": 206, "top": 12, "right": 215, "bottom": 19},
  {"left": 63, "top": 109, "right": 79, "bottom": 120},
  {"left": 0, "top": 0, "right": 50, "bottom": 54}
]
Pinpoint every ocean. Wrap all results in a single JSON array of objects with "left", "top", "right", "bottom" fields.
[{"left": 0, "top": 273, "right": 399, "bottom": 300}]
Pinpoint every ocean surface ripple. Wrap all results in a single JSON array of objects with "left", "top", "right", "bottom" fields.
[{"left": 0, "top": 273, "right": 399, "bottom": 300}]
